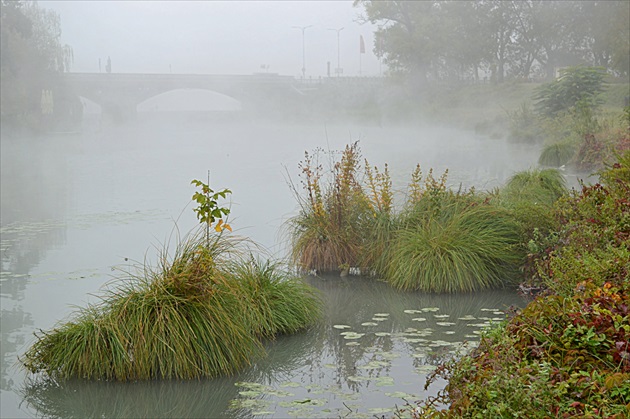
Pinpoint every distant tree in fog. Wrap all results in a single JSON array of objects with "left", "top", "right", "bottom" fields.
[
  {"left": 354, "top": 0, "right": 629, "bottom": 85},
  {"left": 1, "top": 0, "right": 73, "bottom": 130}
]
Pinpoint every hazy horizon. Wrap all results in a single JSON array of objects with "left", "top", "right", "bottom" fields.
[{"left": 43, "top": 0, "right": 381, "bottom": 77}]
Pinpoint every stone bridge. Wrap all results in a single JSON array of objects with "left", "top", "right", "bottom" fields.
[
  {"left": 63, "top": 72, "right": 307, "bottom": 118},
  {"left": 61, "top": 72, "right": 386, "bottom": 120}
]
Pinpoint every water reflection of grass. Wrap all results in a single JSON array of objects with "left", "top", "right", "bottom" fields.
[
  {"left": 20, "top": 376, "right": 246, "bottom": 419},
  {"left": 230, "top": 275, "right": 526, "bottom": 417}
]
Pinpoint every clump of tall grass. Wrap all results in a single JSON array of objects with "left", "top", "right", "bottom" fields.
[
  {"left": 287, "top": 142, "right": 370, "bottom": 273},
  {"left": 358, "top": 160, "right": 395, "bottom": 273},
  {"left": 287, "top": 145, "right": 532, "bottom": 292},
  {"left": 380, "top": 168, "right": 523, "bottom": 292},
  {"left": 500, "top": 168, "right": 567, "bottom": 208},
  {"left": 229, "top": 257, "right": 322, "bottom": 338},
  {"left": 21, "top": 229, "right": 321, "bottom": 381},
  {"left": 538, "top": 142, "right": 577, "bottom": 167}
]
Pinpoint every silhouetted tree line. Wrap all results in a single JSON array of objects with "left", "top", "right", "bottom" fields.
[
  {"left": 355, "top": 1, "right": 629, "bottom": 85},
  {"left": 1, "top": 0, "right": 77, "bottom": 132}
]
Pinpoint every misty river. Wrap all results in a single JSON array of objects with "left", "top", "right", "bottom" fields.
[{"left": 1, "top": 105, "right": 545, "bottom": 417}]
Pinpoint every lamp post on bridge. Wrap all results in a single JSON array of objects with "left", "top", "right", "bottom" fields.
[
  {"left": 329, "top": 27, "right": 344, "bottom": 77},
  {"left": 292, "top": 25, "right": 312, "bottom": 79}
]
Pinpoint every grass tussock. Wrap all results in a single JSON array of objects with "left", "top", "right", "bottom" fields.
[
  {"left": 288, "top": 142, "right": 371, "bottom": 273},
  {"left": 501, "top": 168, "right": 567, "bottom": 207},
  {"left": 229, "top": 258, "right": 322, "bottom": 338},
  {"left": 538, "top": 141, "right": 577, "bottom": 167},
  {"left": 21, "top": 230, "right": 321, "bottom": 381},
  {"left": 287, "top": 144, "right": 559, "bottom": 293},
  {"left": 386, "top": 192, "right": 523, "bottom": 293}
]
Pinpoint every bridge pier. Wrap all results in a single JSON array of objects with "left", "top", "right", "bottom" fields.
[{"left": 101, "top": 101, "right": 137, "bottom": 123}]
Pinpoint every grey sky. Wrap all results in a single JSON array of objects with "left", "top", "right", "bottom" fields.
[{"left": 43, "top": 0, "right": 381, "bottom": 77}]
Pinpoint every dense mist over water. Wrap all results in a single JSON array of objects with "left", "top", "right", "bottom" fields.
[
  {"left": 4, "top": 0, "right": 626, "bottom": 416},
  {"left": 1, "top": 108, "right": 543, "bottom": 417}
]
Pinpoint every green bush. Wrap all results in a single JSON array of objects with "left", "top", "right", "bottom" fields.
[{"left": 534, "top": 66, "right": 606, "bottom": 117}]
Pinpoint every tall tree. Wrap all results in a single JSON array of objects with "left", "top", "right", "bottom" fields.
[
  {"left": 1, "top": 0, "right": 72, "bottom": 129},
  {"left": 355, "top": 1, "right": 443, "bottom": 86},
  {"left": 354, "top": 1, "right": 628, "bottom": 83},
  {"left": 578, "top": 1, "right": 629, "bottom": 77}
]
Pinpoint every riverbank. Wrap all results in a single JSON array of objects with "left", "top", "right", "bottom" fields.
[
  {"left": 409, "top": 79, "right": 629, "bottom": 135},
  {"left": 410, "top": 151, "right": 630, "bottom": 418}
]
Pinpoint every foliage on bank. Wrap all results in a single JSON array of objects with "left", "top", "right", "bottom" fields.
[
  {"left": 21, "top": 183, "right": 321, "bottom": 381},
  {"left": 407, "top": 151, "right": 630, "bottom": 418},
  {"left": 507, "top": 66, "right": 630, "bottom": 172},
  {"left": 287, "top": 143, "right": 567, "bottom": 293}
]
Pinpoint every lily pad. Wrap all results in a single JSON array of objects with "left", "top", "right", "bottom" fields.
[
  {"left": 369, "top": 407, "right": 395, "bottom": 414},
  {"left": 375, "top": 376, "right": 395, "bottom": 386},
  {"left": 436, "top": 322, "right": 456, "bottom": 326},
  {"left": 373, "top": 313, "right": 390, "bottom": 317},
  {"left": 236, "top": 381, "right": 270, "bottom": 390},
  {"left": 374, "top": 332, "right": 391, "bottom": 337},
  {"left": 375, "top": 351, "right": 401, "bottom": 360},
  {"left": 386, "top": 391, "right": 417, "bottom": 399},
  {"left": 433, "top": 314, "right": 450, "bottom": 318},
  {"left": 268, "top": 389, "right": 294, "bottom": 397},
  {"left": 404, "top": 309, "right": 422, "bottom": 314},
  {"left": 333, "top": 324, "right": 351, "bottom": 329},
  {"left": 421, "top": 307, "right": 440, "bottom": 312},
  {"left": 361, "top": 322, "right": 378, "bottom": 326},
  {"left": 346, "top": 341, "right": 361, "bottom": 346},
  {"left": 458, "top": 315, "right": 477, "bottom": 320},
  {"left": 411, "top": 317, "right": 427, "bottom": 322},
  {"left": 279, "top": 381, "right": 302, "bottom": 388},
  {"left": 239, "top": 390, "right": 262, "bottom": 397},
  {"left": 229, "top": 398, "right": 268, "bottom": 409},
  {"left": 360, "top": 360, "right": 390, "bottom": 370},
  {"left": 415, "top": 365, "right": 437, "bottom": 373}
]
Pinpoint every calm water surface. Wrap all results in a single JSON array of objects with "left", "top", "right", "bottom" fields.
[{"left": 1, "top": 115, "right": 541, "bottom": 417}]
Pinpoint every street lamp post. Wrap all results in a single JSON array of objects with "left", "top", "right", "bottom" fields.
[
  {"left": 292, "top": 25, "right": 312, "bottom": 78},
  {"left": 329, "top": 27, "right": 344, "bottom": 76}
]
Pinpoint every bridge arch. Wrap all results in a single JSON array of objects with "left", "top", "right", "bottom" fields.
[{"left": 136, "top": 88, "right": 242, "bottom": 113}]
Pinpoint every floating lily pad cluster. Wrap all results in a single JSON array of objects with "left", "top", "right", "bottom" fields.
[{"left": 230, "top": 305, "right": 503, "bottom": 417}]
